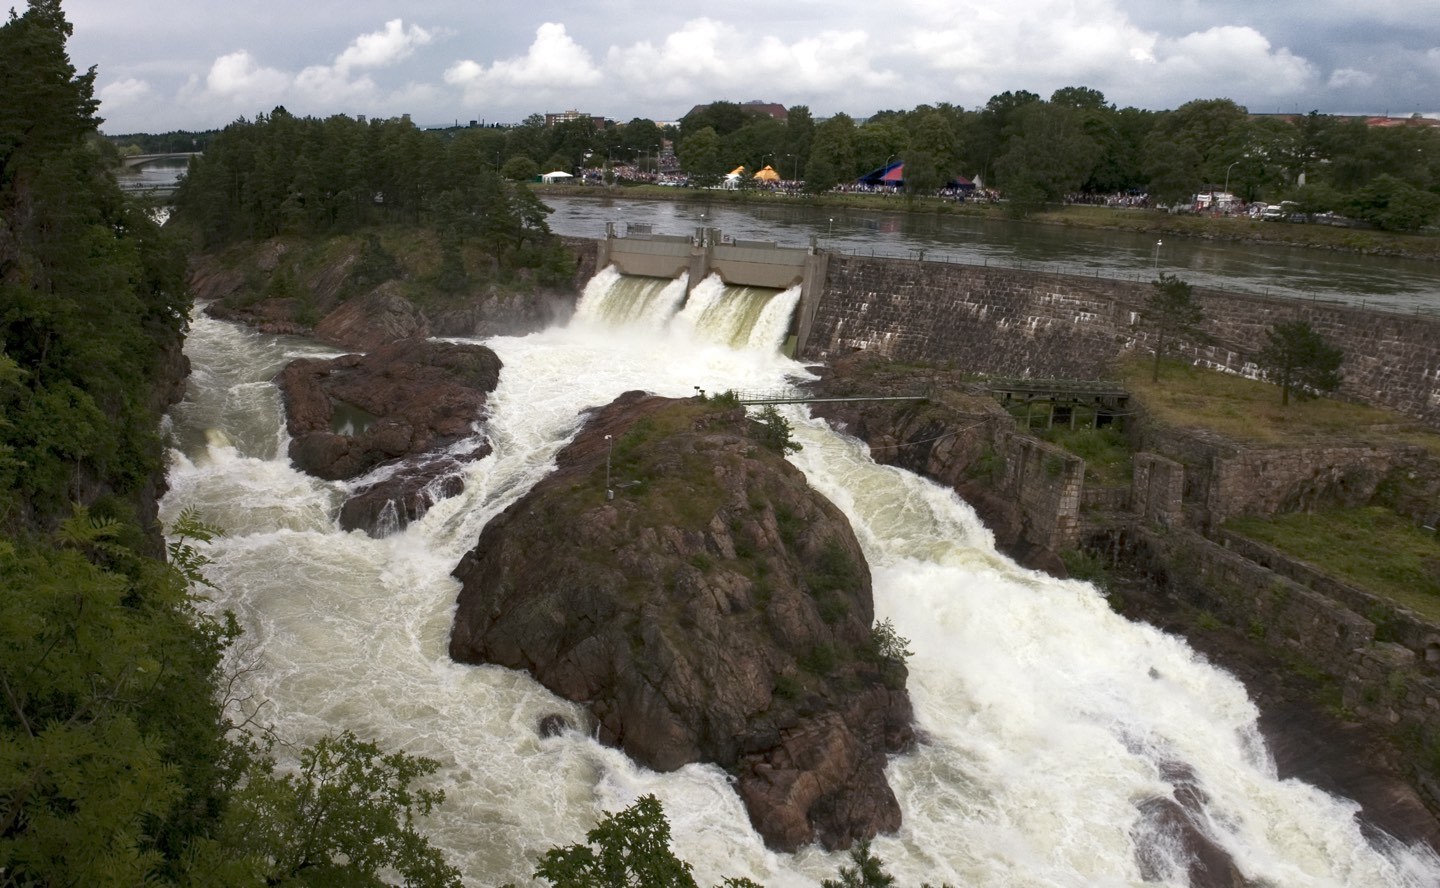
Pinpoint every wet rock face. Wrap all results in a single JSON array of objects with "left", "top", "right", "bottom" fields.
[
  {"left": 448, "top": 393, "right": 914, "bottom": 851},
  {"left": 276, "top": 338, "right": 501, "bottom": 535},
  {"left": 1132, "top": 763, "right": 1248, "bottom": 888}
]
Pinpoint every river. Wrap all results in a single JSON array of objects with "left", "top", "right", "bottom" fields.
[
  {"left": 540, "top": 193, "right": 1440, "bottom": 316},
  {"left": 160, "top": 271, "right": 1440, "bottom": 887}
]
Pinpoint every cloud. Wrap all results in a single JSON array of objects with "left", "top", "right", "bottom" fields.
[
  {"left": 180, "top": 19, "right": 437, "bottom": 121},
  {"left": 1068, "top": 24, "right": 1319, "bottom": 111},
  {"left": 1328, "top": 67, "right": 1376, "bottom": 89},
  {"left": 446, "top": 22, "right": 601, "bottom": 104},
  {"left": 205, "top": 51, "right": 289, "bottom": 100},
  {"left": 99, "top": 77, "right": 153, "bottom": 108},
  {"left": 604, "top": 19, "right": 894, "bottom": 101},
  {"left": 334, "top": 19, "right": 434, "bottom": 74}
]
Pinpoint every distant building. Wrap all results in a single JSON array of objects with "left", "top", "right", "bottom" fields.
[{"left": 544, "top": 109, "right": 611, "bottom": 128}]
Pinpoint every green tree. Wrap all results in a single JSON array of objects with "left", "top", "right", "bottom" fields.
[
  {"left": 501, "top": 154, "right": 538, "bottom": 182},
  {"left": 201, "top": 731, "right": 462, "bottom": 886},
  {"left": 1345, "top": 173, "right": 1440, "bottom": 232},
  {"left": 805, "top": 114, "right": 857, "bottom": 193},
  {"left": 993, "top": 101, "right": 1100, "bottom": 215},
  {"left": 821, "top": 840, "right": 895, "bottom": 888},
  {"left": 1142, "top": 273, "right": 1205, "bottom": 382},
  {"left": 1142, "top": 99, "right": 1249, "bottom": 206},
  {"left": 752, "top": 405, "right": 801, "bottom": 454},
  {"left": 1254, "top": 319, "right": 1344, "bottom": 405},
  {"left": 972, "top": 90, "right": 1041, "bottom": 186},
  {"left": 535, "top": 795, "right": 700, "bottom": 888},
  {"left": 679, "top": 126, "right": 725, "bottom": 187}
]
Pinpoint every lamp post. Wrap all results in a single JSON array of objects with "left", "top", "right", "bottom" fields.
[
  {"left": 604, "top": 434, "right": 613, "bottom": 500},
  {"left": 1152, "top": 239, "right": 1163, "bottom": 271},
  {"left": 1223, "top": 160, "right": 1239, "bottom": 205},
  {"left": 828, "top": 217, "right": 834, "bottom": 236}
]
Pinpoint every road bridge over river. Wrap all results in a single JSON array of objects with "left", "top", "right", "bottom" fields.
[{"left": 120, "top": 152, "right": 202, "bottom": 169}]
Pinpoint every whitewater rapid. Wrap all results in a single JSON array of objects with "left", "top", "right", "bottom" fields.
[{"left": 160, "top": 270, "right": 1440, "bottom": 887}]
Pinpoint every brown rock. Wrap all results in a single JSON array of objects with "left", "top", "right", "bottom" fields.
[
  {"left": 276, "top": 338, "right": 501, "bottom": 535},
  {"left": 448, "top": 393, "right": 914, "bottom": 851},
  {"left": 314, "top": 282, "right": 430, "bottom": 351}
]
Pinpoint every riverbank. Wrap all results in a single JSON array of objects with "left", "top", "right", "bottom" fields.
[{"left": 533, "top": 182, "right": 1440, "bottom": 262}]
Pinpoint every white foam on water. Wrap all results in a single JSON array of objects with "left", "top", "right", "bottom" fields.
[{"left": 160, "top": 276, "right": 1440, "bottom": 887}]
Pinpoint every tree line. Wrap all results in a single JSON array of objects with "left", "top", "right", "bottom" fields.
[
  {"left": 170, "top": 110, "right": 576, "bottom": 292},
  {"left": 139, "top": 91, "right": 1440, "bottom": 231},
  {"left": 672, "top": 93, "right": 1439, "bottom": 229},
  {"left": 2, "top": 3, "right": 466, "bottom": 883}
]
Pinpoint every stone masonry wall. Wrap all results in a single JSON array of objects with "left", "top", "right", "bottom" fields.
[
  {"left": 1214, "top": 529, "right": 1440, "bottom": 659},
  {"left": 998, "top": 432, "right": 1084, "bottom": 550},
  {"left": 1134, "top": 419, "right": 1424, "bottom": 529},
  {"left": 804, "top": 255, "right": 1440, "bottom": 428},
  {"left": 1123, "top": 527, "right": 1440, "bottom": 789}
]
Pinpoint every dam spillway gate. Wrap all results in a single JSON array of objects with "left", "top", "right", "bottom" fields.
[{"left": 595, "top": 223, "right": 829, "bottom": 358}]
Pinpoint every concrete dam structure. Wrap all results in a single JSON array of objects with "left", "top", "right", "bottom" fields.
[
  {"left": 595, "top": 224, "right": 829, "bottom": 356},
  {"left": 586, "top": 226, "right": 1440, "bottom": 428}
]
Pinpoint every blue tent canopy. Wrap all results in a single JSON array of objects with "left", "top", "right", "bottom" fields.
[{"left": 856, "top": 161, "right": 974, "bottom": 190}]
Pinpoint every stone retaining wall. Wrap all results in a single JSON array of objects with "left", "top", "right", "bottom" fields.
[
  {"left": 803, "top": 255, "right": 1440, "bottom": 428},
  {"left": 998, "top": 432, "right": 1084, "bottom": 551},
  {"left": 1214, "top": 529, "right": 1440, "bottom": 661},
  {"left": 1134, "top": 424, "right": 1424, "bottom": 528},
  {"left": 1117, "top": 526, "right": 1440, "bottom": 784}
]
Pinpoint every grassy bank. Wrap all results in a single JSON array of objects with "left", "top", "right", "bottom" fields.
[
  {"left": 533, "top": 182, "right": 1440, "bottom": 261},
  {"left": 1224, "top": 508, "right": 1440, "bottom": 622},
  {"left": 1118, "top": 357, "right": 1440, "bottom": 453}
]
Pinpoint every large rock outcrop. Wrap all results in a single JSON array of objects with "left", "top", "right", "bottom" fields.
[
  {"left": 448, "top": 393, "right": 914, "bottom": 851},
  {"left": 276, "top": 338, "right": 501, "bottom": 534},
  {"left": 190, "top": 235, "right": 595, "bottom": 351}
]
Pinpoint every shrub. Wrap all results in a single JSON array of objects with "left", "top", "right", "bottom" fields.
[
  {"left": 870, "top": 618, "right": 913, "bottom": 664},
  {"left": 751, "top": 405, "right": 801, "bottom": 454}
]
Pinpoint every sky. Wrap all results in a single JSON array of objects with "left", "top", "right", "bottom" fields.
[{"left": 57, "top": 0, "right": 1440, "bottom": 135}]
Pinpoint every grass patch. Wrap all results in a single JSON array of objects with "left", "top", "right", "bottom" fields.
[
  {"left": 1224, "top": 507, "right": 1440, "bottom": 622},
  {"left": 1042, "top": 426, "right": 1131, "bottom": 487},
  {"left": 1121, "top": 357, "right": 1440, "bottom": 452}
]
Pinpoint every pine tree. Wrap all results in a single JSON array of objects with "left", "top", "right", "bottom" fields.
[
  {"left": 1255, "top": 319, "right": 1344, "bottom": 405},
  {"left": 1142, "top": 273, "right": 1205, "bottom": 383}
]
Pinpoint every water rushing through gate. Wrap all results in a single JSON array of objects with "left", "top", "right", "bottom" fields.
[{"left": 161, "top": 270, "right": 1440, "bottom": 887}]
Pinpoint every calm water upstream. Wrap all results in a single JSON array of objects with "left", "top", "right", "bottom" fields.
[{"left": 541, "top": 193, "right": 1440, "bottom": 315}]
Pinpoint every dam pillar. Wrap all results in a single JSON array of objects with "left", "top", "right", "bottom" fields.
[
  {"left": 794, "top": 241, "right": 830, "bottom": 359},
  {"left": 686, "top": 226, "right": 713, "bottom": 296},
  {"left": 596, "top": 222, "right": 615, "bottom": 271}
]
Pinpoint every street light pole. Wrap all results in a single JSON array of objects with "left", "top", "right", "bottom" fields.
[
  {"left": 1223, "top": 160, "right": 1240, "bottom": 204},
  {"left": 604, "top": 434, "right": 613, "bottom": 500},
  {"left": 1152, "top": 239, "right": 1163, "bottom": 271}
]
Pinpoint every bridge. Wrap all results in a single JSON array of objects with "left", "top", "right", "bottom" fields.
[
  {"left": 120, "top": 152, "right": 203, "bottom": 170},
  {"left": 722, "top": 386, "right": 932, "bottom": 406},
  {"left": 986, "top": 378, "right": 1130, "bottom": 430}
]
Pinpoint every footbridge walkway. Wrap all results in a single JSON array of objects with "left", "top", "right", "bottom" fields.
[{"left": 725, "top": 387, "right": 932, "bottom": 406}]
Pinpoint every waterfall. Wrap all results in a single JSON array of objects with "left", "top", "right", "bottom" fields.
[
  {"left": 160, "top": 280, "right": 1440, "bottom": 888},
  {"left": 573, "top": 265, "right": 689, "bottom": 330}
]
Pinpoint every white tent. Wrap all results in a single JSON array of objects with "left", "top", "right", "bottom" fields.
[{"left": 540, "top": 170, "right": 574, "bottom": 183}]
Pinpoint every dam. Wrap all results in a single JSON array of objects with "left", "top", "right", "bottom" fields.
[{"left": 583, "top": 224, "right": 1440, "bottom": 429}]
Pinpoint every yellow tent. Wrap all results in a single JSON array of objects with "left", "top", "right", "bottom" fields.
[
  {"left": 729, "top": 165, "right": 747, "bottom": 177},
  {"left": 752, "top": 165, "right": 780, "bottom": 182}
]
